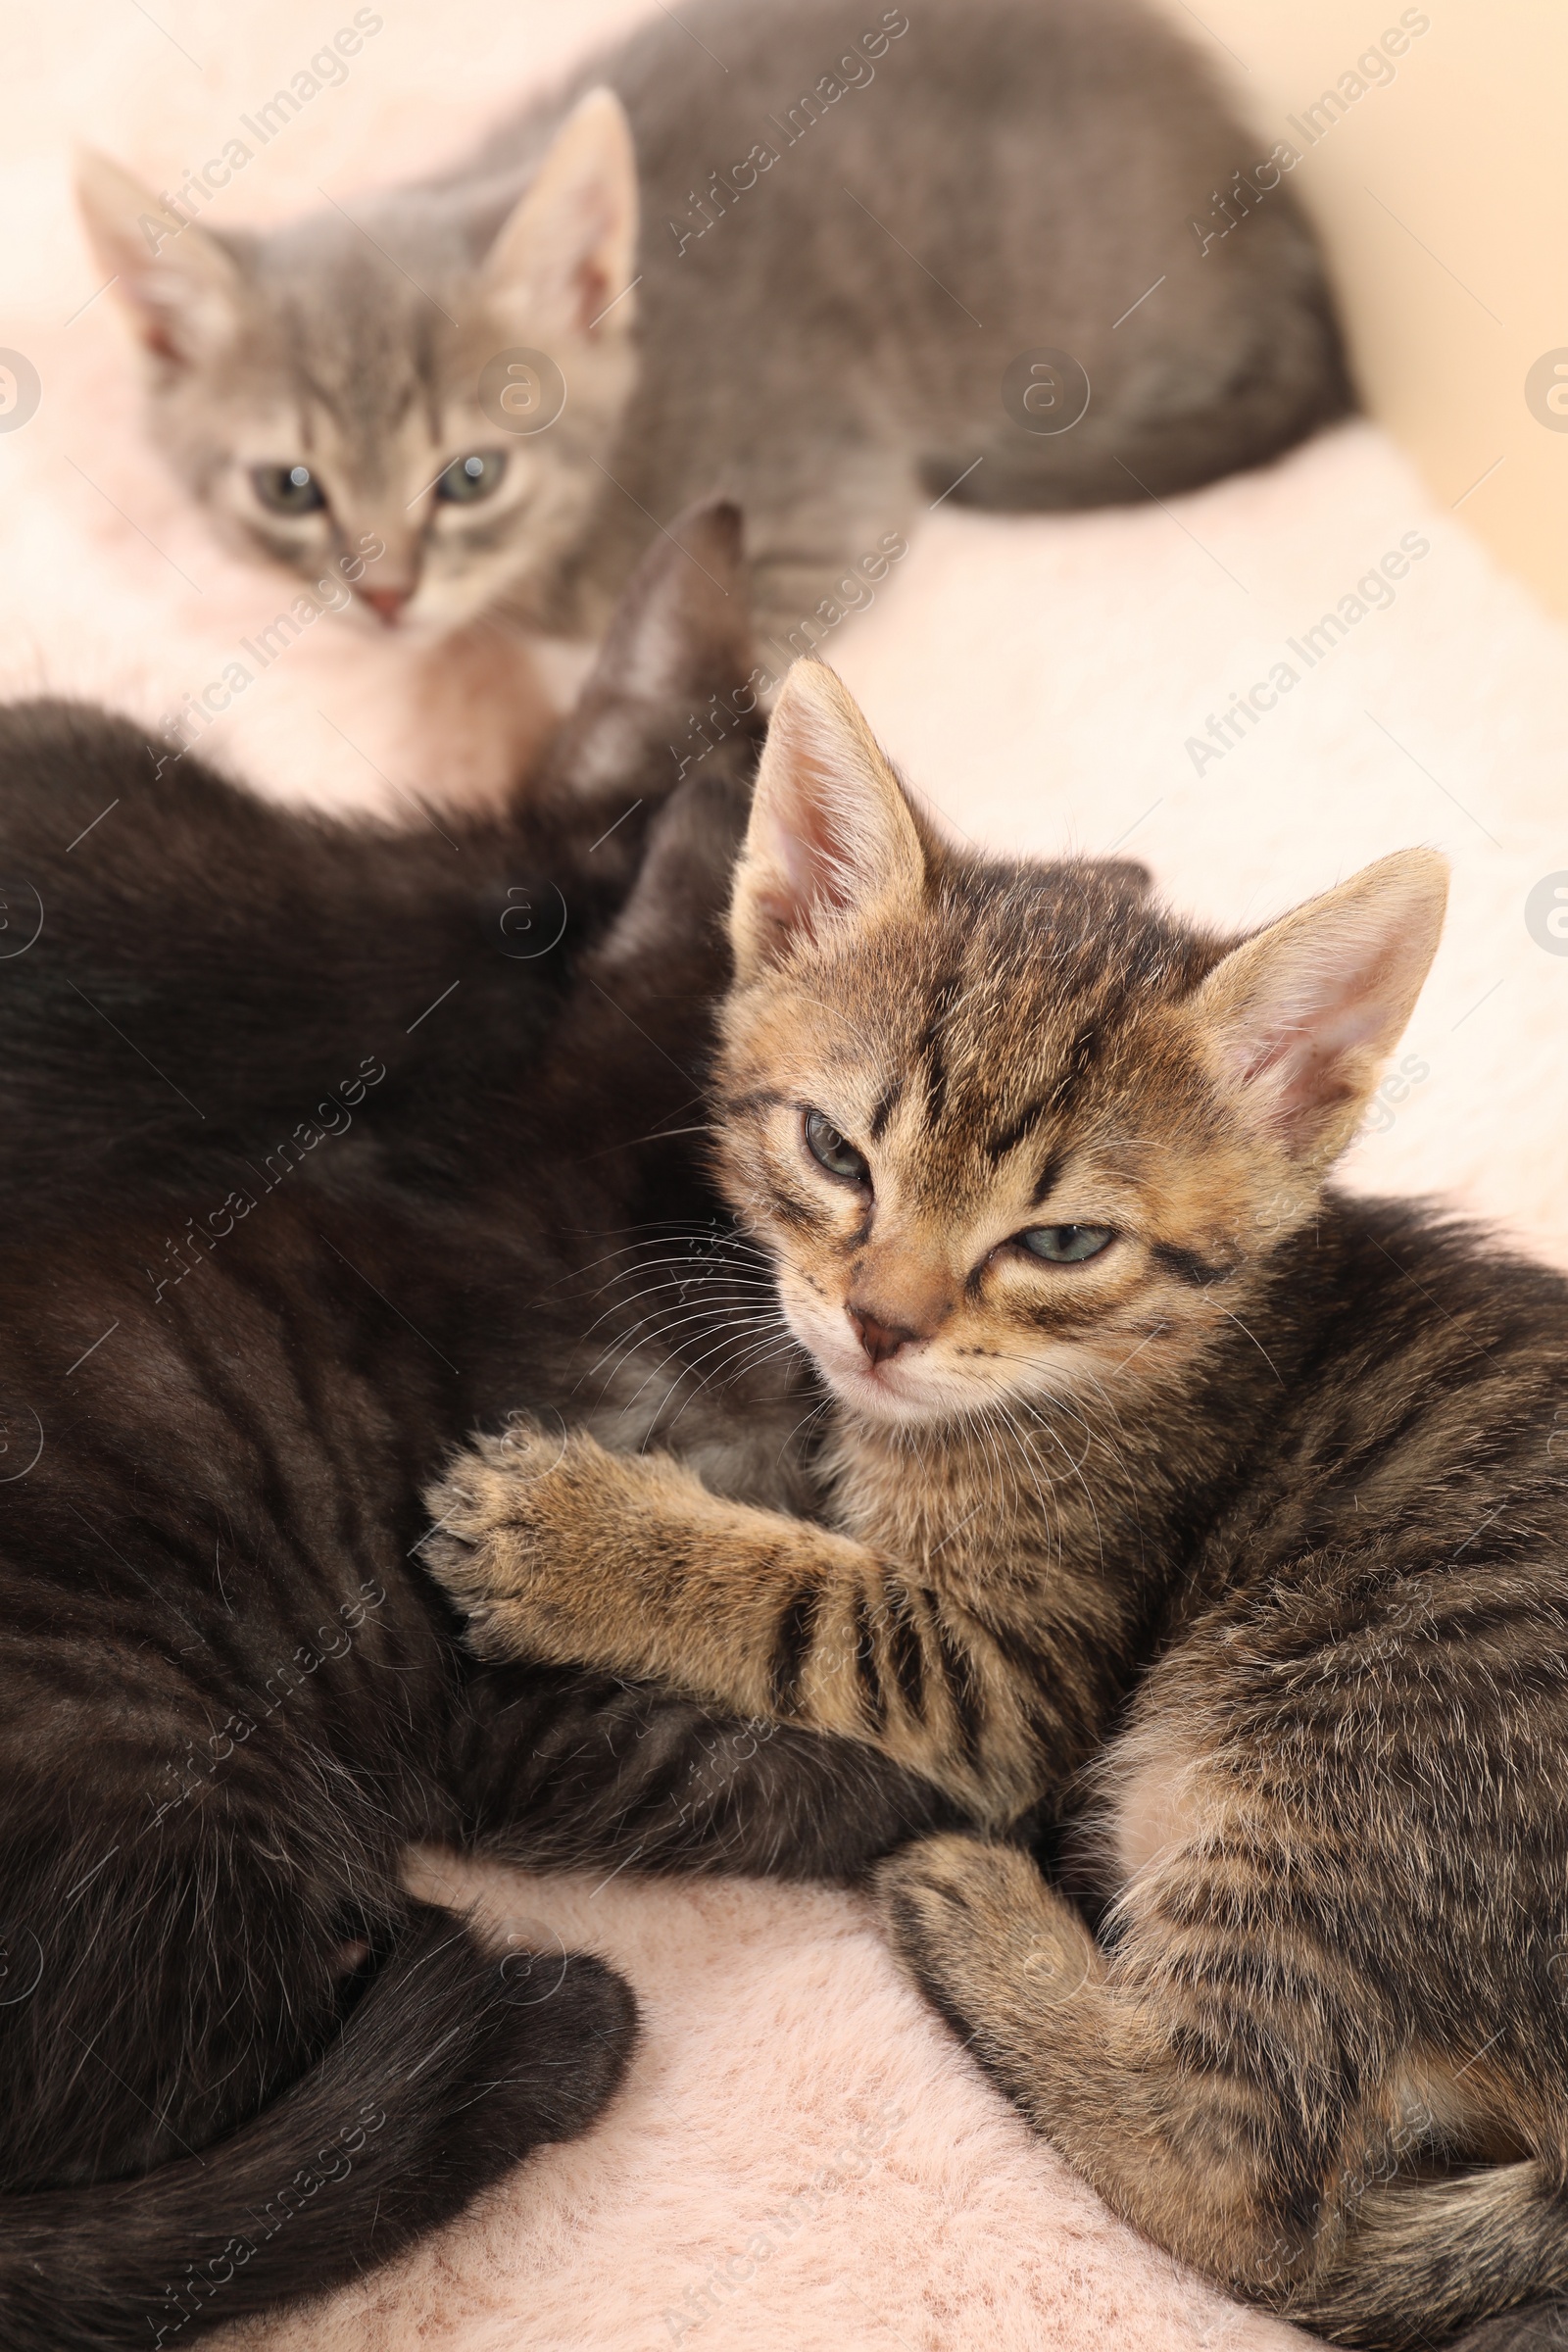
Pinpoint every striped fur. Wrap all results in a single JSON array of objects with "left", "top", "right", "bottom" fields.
[
  {"left": 0, "top": 515, "right": 949, "bottom": 2350},
  {"left": 428, "top": 664, "right": 1568, "bottom": 2347}
]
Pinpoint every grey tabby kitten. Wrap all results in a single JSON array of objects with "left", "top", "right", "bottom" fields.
[{"left": 77, "top": 0, "right": 1350, "bottom": 649}]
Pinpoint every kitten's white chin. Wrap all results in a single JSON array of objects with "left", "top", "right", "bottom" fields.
[
  {"left": 791, "top": 1323, "right": 947, "bottom": 1426},
  {"left": 827, "top": 1363, "right": 942, "bottom": 1425},
  {"left": 339, "top": 598, "right": 454, "bottom": 646}
]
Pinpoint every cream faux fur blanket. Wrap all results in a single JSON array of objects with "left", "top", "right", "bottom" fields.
[{"left": 4, "top": 3, "right": 1564, "bottom": 2346}]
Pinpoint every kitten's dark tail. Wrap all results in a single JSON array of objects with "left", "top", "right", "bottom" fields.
[
  {"left": 1296, "top": 2161, "right": 1568, "bottom": 2349},
  {"left": 0, "top": 1901, "right": 636, "bottom": 2351}
]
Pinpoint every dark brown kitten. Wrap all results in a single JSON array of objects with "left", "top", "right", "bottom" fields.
[
  {"left": 427, "top": 661, "right": 1568, "bottom": 2349},
  {"left": 0, "top": 528, "right": 946, "bottom": 2352}
]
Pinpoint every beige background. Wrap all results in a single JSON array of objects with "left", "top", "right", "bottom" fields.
[{"left": 1148, "top": 0, "right": 1568, "bottom": 618}]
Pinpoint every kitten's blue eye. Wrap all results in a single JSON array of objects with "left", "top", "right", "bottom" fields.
[
  {"left": 1018, "top": 1224, "right": 1113, "bottom": 1264},
  {"left": 251, "top": 462, "right": 326, "bottom": 515},
  {"left": 804, "top": 1108, "right": 869, "bottom": 1185},
  {"left": 435, "top": 451, "right": 508, "bottom": 504}
]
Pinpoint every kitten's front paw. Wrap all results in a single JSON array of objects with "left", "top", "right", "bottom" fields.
[
  {"left": 874, "top": 1834, "right": 1095, "bottom": 2054},
  {"left": 421, "top": 1417, "right": 628, "bottom": 1666}
]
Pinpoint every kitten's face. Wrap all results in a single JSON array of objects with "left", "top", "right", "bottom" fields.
[
  {"left": 714, "top": 666, "right": 1447, "bottom": 1435},
  {"left": 76, "top": 94, "right": 640, "bottom": 638},
  {"left": 135, "top": 247, "right": 632, "bottom": 638},
  {"left": 714, "top": 872, "right": 1263, "bottom": 1429}
]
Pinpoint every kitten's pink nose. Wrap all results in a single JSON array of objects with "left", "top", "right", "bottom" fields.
[
  {"left": 359, "top": 585, "right": 411, "bottom": 625},
  {"left": 848, "top": 1303, "right": 917, "bottom": 1366}
]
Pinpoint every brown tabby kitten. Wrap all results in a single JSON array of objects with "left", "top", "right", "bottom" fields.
[{"left": 425, "top": 662, "right": 1568, "bottom": 2350}]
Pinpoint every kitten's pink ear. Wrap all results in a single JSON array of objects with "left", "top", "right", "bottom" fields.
[
  {"left": 483, "top": 89, "right": 639, "bottom": 342},
  {"left": 74, "top": 152, "right": 242, "bottom": 365},
  {"left": 1193, "top": 848, "right": 1448, "bottom": 1166},
  {"left": 730, "top": 662, "right": 926, "bottom": 982}
]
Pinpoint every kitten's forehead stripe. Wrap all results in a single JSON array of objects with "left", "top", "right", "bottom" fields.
[
  {"left": 415, "top": 320, "right": 445, "bottom": 445},
  {"left": 1044, "top": 1015, "right": 1106, "bottom": 1123},
  {"left": 923, "top": 1033, "right": 948, "bottom": 1130},
  {"left": 334, "top": 372, "right": 418, "bottom": 463},
  {"left": 272, "top": 247, "right": 438, "bottom": 461},
  {"left": 1030, "top": 1149, "right": 1068, "bottom": 1208},
  {"left": 868, "top": 1078, "right": 904, "bottom": 1143},
  {"left": 986, "top": 1101, "right": 1054, "bottom": 1166},
  {"left": 866, "top": 863, "right": 1199, "bottom": 1187},
  {"left": 294, "top": 355, "right": 348, "bottom": 419},
  {"left": 915, "top": 975, "right": 965, "bottom": 1133}
]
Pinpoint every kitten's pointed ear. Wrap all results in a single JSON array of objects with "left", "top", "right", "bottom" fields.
[
  {"left": 1193, "top": 848, "right": 1448, "bottom": 1167},
  {"left": 543, "top": 497, "right": 756, "bottom": 793},
  {"left": 74, "top": 151, "right": 242, "bottom": 365},
  {"left": 730, "top": 662, "right": 927, "bottom": 983},
  {"left": 588, "top": 497, "right": 754, "bottom": 710},
  {"left": 483, "top": 88, "right": 639, "bottom": 341}
]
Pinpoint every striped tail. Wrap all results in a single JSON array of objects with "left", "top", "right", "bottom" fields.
[{"left": 1298, "top": 2161, "right": 1568, "bottom": 2350}]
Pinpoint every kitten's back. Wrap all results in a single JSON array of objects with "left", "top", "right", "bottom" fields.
[{"left": 521, "top": 0, "right": 1350, "bottom": 507}]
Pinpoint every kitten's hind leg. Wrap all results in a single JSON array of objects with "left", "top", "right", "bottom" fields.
[
  {"left": 923, "top": 220, "right": 1352, "bottom": 515},
  {"left": 873, "top": 1832, "right": 1383, "bottom": 2321},
  {"left": 875, "top": 1833, "right": 1568, "bottom": 2348}
]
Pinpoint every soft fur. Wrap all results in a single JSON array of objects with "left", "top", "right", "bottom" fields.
[
  {"left": 427, "top": 662, "right": 1568, "bottom": 2348},
  {"left": 14, "top": 11, "right": 1568, "bottom": 2349},
  {"left": 0, "top": 514, "right": 955, "bottom": 2349},
  {"left": 75, "top": 0, "right": 1350, "bottom": 644}
]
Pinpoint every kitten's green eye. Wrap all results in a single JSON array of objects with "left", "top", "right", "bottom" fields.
[
  {"left": 1018, "top": 1224, "right": 1113, "bottom": 1265},
  {"left": 251, "top": 463, "right": 326, "bottom": 515},
  {"left": 435, "top": 452, "right": 508, "bottom": 504},
  {"left": 804, "top": 1108, "right": 869, "bottom": 1185}
]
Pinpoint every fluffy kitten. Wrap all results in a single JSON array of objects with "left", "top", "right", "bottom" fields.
[
  {"left": 427, "top": 660, "right": 1568, "bottom": 2350},
  {"left": 0, "top": 519, "right": 943, "bottom": 2351},
  {"left": 76, "top": 0, "right": 1350, "bottom": 645}
]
